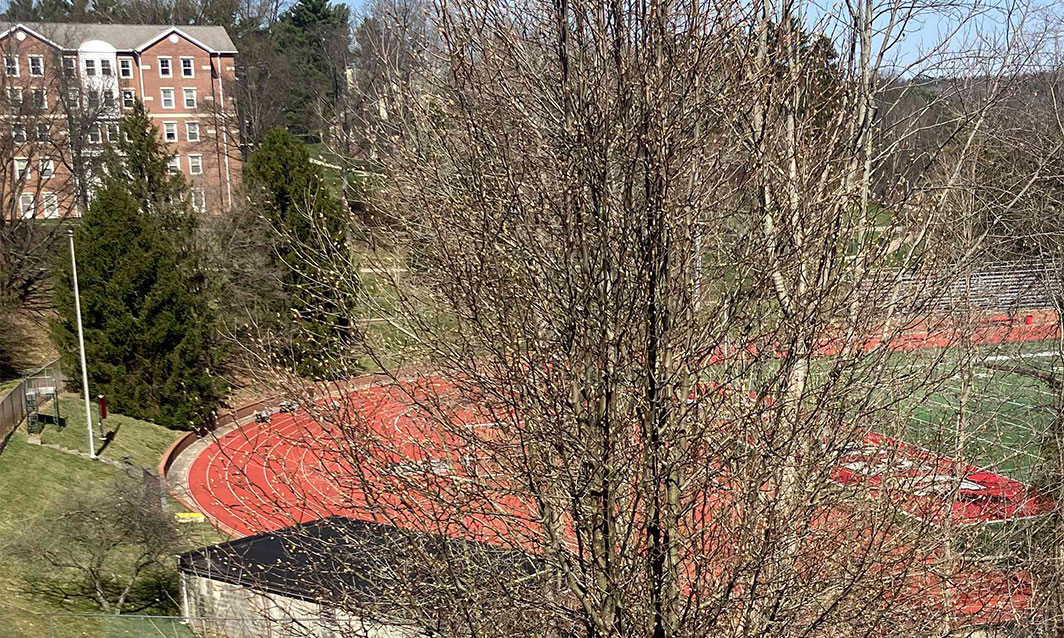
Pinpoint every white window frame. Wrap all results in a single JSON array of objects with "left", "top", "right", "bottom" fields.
[
  {"left": 7, "top": 87, "right": 22, "bottom": 106},
  {"left": 18, "top": 193, "right": 34, "bottom": 219},
  {"left": 121, "top": 88, "right": 135, "bottom": 109},
  {"left": 41, "top": 191, "right": 58, "bottom": 218},
  {"left": 163, "top": 121, "right": 178, "bottom": 142},
  {"left": 167, "top": 156, "right": 180, "bottom": 174},
  {"left": 160, "top": 88, "right": 175, "bottom": 109},
  {"left": 118, "top": 58, "right": 133, "bottom": 78},
  {"left": 180, "top": 56, "right": 195, "bottom": 78},
  {"left": 106, "top": 123, "right": 119, "bottom": 141},
  {"left": 191, "top": 188, "right": 206, "bottom": 211},
  {"left": 5, "top": 55, "right": 18, "bottom": 77},
  {"left": 35, "top": 122, "right": 49, "bottom": 141},
  {"left": 39, "top": 158, "right": 54, "bottom": 178},
  {"left": 84, "top": 59, "right": 96, "bottom": 77},
  {"left": 182, "top": 88, "right": 196, "bottom": 109},
  {"left": 27, "top": 55, "right": 43, "bottom": 77},
  {"left": 31, "top": 87, "right": 46, "bottom": 109},
  {"left": 62, "top": 57, "right": 76, "bottom": 77},
  {"left": 100, "top": 59, "right": 112, "bottom": 77},
  {"left": 185, "top": 121, "right": 200, "bottom": 142},
  {"left": 187, "top": 154, "right": 202, "bottom": 175},
  {"left": 157, "top": 56, "right": 172, "bottom": 78},
  {"left": 12, "top": 125, "right": 26, "bottom": 143},
  {"left": 87, "top": 125, "right": 101, "bottom": 144},
  {"left": 14, "top": 158, "right": 29, "bottom": 180}
]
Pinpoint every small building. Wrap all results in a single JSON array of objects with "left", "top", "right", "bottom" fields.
[{"left": 178, "top": 516, "right": 539, "bottom": 638}]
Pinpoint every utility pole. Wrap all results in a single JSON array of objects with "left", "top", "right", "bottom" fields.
[{"left": 67, "top": 229, "right": 96, "bottom": 459}]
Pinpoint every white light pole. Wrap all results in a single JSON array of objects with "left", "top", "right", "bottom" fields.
[{"left": 67, "top": 229, "right": 96, "bottom": 459}]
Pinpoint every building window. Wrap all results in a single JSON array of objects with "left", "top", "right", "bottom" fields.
[
  {"left": 31, "top": 88, "right": 45, "bottom": 110},
  {"left": 66, "top": 88, "right": 78, "bottom": 106},
  {"left": 87, "top": 92, "right": 100, "bottom": 109},
  {"left": 119, "top": 58, "right": 132, "bottom": 78},
  {"left": 4, "top": 55, "right": 18, "bottom": 77},
  {"left": 106, "top": 123, "right": 119, "bottom": 141},
  {"left": 188, "top": 154, "right": 202, "bottom": 175},
  {"left": 163, "top": 121, "right": 178, "bottom": 142},
  {"left": 84, "top": 59, "right": 95, "bottom": 76},
  {"left": 19, "top": 193, "right": 34, "bottom": 219},
  {"left": 28, "top": 55, "right": 43, "bottom": 77},
  {"left": 185, "top": 121, "right": 200, "bottom": 142},
  {"left": 87, "top": 125, "right": 101, "bottom": 144},
  {"left": 158, "top": 57, "right": 171, "bottom": 78},
  {"left": 35, "top": 123, "right": 49, "bottom": 141},
  {"left": 14, "top": 159, "right": 29, "bottom": 180},
  {"left": 42, "top": 192, "right": 58, "bottom": 218},
  {"left": 160, "top": 88, "right": 174, "bottom": 109},
  {"left": 12, "top": 126, "right": 26, "bottom": 143},
  {"left": 191, "top": 188, "right": 205, "bottom": 211},
  {"left": 167, "top": 156, "right": 180, "bottom": 174},
  {"left": 62, "top": 57, "right": 76, "bottom": 77},
  {"left": 182, "top": 88, "right": 196, "bottom": 109},
  {"left": 104, "top": 91, "right": 115, "bottom": 108},
  {"left": 121, "top": 89, "right": 135, "bottom": 109},
  {"left": 180, "top": 57, "right": 195, "bottom": 78},
  {"left": 100, "top": 59, "right": 112, "bottom": 77},
  {"left": 7, "top": 87, "right": 21, "bottom": 106},
  {"left": 40, "top": 158, "right": 54, "bottom": 178}
]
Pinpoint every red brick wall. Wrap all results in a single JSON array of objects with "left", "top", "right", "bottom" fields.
[
  {"left": 0, "top": 25, "right": 240, "bottom": 219},
  {"left": 0, "top": 29, "right": 81, "bottom": 219}
]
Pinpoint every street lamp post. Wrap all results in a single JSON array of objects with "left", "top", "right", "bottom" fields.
[{"left": 67, "top": 229, "right": 96, "bottom": 459}]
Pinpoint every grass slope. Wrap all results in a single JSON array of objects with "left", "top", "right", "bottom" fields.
[
  {"left": 40, "top": 394, "right": 180, "bottom": 468},
  {"left": 0, "top": 406, "right": 224, "bottom": 637}
]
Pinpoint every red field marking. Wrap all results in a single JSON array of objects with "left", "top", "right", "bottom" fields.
[{"left": 832, "top": 432, "right": 1052, "bottom": 525}]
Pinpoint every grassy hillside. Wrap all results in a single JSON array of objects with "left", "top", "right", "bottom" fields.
[
  {"left": 0, "top": 408, "right": 224, "bottom": 637},
  {"left": 40, "top": 394, "right": 180, "bottom": 468}
]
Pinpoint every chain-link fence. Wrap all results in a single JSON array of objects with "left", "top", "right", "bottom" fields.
[
  {"left": 0, "top": 358, "right": 64, "bottom": 447},
  {"left": 43, "top": 614, "right": 332, "bottom": 638}
]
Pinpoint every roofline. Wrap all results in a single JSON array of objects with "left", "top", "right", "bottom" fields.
[
  {"left": 133, "top": 26, "right": 237, "bottom": 55},
  {"left": 0, "top": 23, "right": 64, "bottom": 51},
  {"left": 0, "top": 23, "right": 238, "bottom": 55}
]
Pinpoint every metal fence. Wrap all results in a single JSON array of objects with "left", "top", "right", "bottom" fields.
[
  {"left": 0, "top": 357, "right": 64, "bottom": 448},
  {"left": 43, "top": 614, "right": 331, "bottom": 638}
]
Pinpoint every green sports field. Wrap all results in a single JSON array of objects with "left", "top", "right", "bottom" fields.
[{"left": 892, "top": 338, "right": 1061, "bottom": 482}]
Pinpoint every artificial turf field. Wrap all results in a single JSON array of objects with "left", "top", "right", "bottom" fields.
[{"left": 892, "top": 338, "right": 1060, "bottom": 482}]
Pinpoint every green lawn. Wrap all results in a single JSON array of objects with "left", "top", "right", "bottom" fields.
[
  {"left": 0, "top": 407, "right": 226, "bottom": 637},
  {"left": 39, "top": 394, "right": 182, "bottom": 468}
]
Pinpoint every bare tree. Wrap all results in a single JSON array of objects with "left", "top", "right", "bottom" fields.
[
  {"left": 220, "top": 0, "right": 1064, "bottom": 636},
  {"left": 15, "top": 478, "right": 186, "bottom": 615}
]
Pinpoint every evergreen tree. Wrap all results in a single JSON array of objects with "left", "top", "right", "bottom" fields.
[
  {"left": 51, "top": 102, "right": 224, "bottom": 430},
  {"left": 243, "top": 127, "right": 354, "bottom": 379},
  {"left": 276, "top": 0, "right": 350, "bottom": 141}
]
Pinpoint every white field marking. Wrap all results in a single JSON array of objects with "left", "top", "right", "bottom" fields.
[{"left": 985, "top": 350, "right": 1060, "bottom": 361}]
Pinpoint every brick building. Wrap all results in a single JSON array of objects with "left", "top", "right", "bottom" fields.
[{"left": 0, "top": 22, "right": 239, "bottom": 218}]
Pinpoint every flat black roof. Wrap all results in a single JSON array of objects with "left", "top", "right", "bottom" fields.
[{"left": 178, "top": 516, "right": 539, "bottom": 605}]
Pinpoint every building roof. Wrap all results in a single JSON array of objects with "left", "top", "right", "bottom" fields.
[
  {"left": 178, "top": 516, "right": 540, "bottom": 605},
  {"left": 0, "top": 22, "right": 237, "bottom": 53}
]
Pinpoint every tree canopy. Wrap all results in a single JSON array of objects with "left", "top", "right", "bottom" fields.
[{"left": 51, "top": 102, "right": 224, "bottom": 430}]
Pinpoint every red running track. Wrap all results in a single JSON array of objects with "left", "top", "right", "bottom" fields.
[{"left": 186, "top": 312, "right": 1062, "bottom": 539}]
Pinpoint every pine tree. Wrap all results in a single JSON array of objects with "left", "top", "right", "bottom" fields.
[
  {"left": 276, "top": 0, "right": 350, "bottom": 140},
  {"left": 243, "top": 127, "right": 354, "bottom": 379},
  {"left": 51, "top": 102, "right": 224, "bottom": 430}
]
